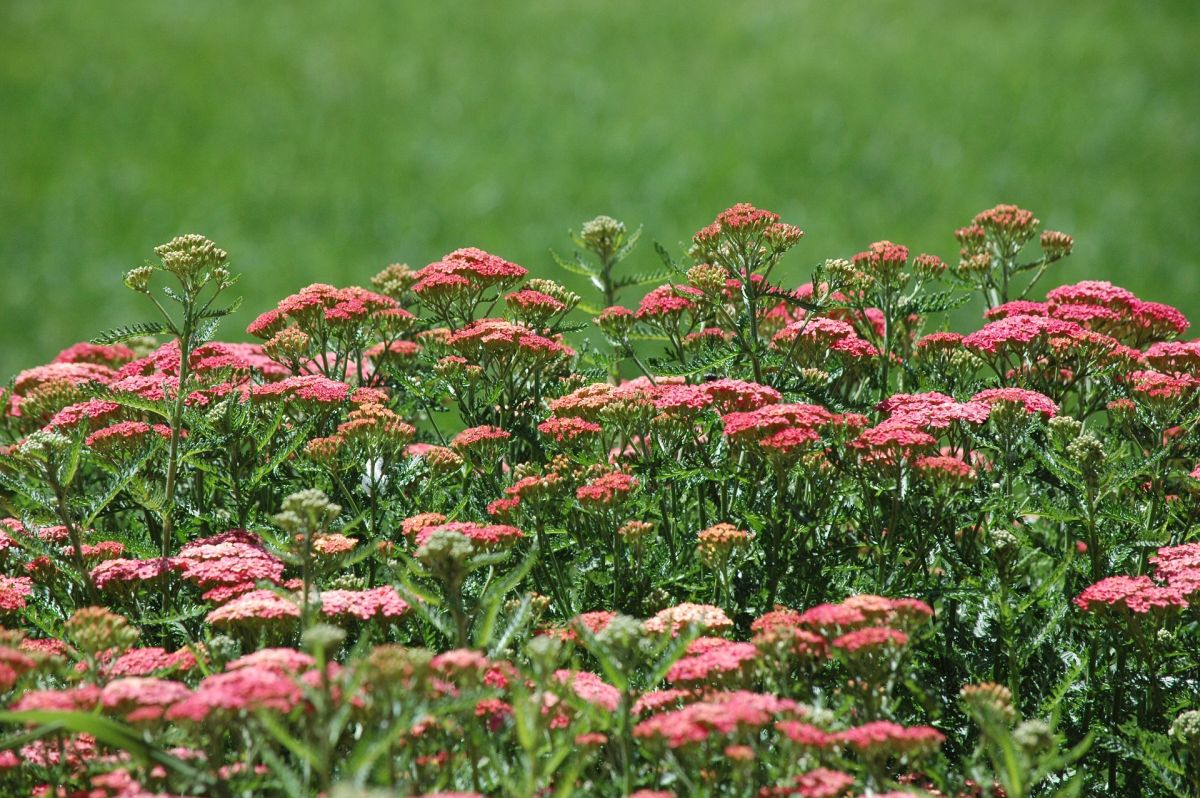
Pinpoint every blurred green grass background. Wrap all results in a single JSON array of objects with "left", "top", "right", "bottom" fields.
[{"left": 2, "top": 0, "right": 1198, "bottom": 378}]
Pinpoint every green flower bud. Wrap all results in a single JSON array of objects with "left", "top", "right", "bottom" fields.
[
  {"left": 123, "top": 265, "right": 155, "bottom": 293},
  {"left": 579, "top": 215, "right": 626, "bottom": 259},
  {"left": 154, "top": 234, "right": 228, "bottom": 280}
]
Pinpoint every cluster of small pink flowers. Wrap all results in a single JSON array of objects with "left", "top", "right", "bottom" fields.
[
  {"left": 13, "top": 361, "right": 116, "bottom": 395},
  {"left": 721, "top": 403, "right": 838, "bottom": 445},
  {"left": 962, "top": 313, "right": 1087, "bottom": 356},
  {"left": 167, "top": 663, "right": 306, "bottom": 721},
  {"left": 832, "top": 626, "right": 909, "bottom": 653},
  {"left": 833, "top": 720, "right": 945, "bottom": 756},
  {"left": 1075, "top": 573, "right": 1189, "bottom": 614},
  {"left": 538, "top": 415, "right": 603, "bottom": 443},
  {"left": 633, "top": 690, "right": 798, "bottom": 748},
  {"left": 101, "top": 676, "right": 192, "bottom": 721},
  {"left": 412, "top": 521, "right": 524, "bottom": 550},
  {"left": 53, "top": 341, "right": 137, "bottom": 367},
  {"left": 643, "top": 603, "right": 733, "bottom": 636},
  {"left": 250, "top": 374, "right": 353, "bottom": 405},
  {"left": 1125, "top": 369, "right": 1199, "bottom": 403},
  {"left": 248, "top": 283, "right": 398, "bottom": 337},
  {"left": 850, "top": 425, "right": 937, "bottom": 463},
  {"left": 1150, "top": 542, "right": 1200, "bottom": 595},
  {"left": 90, "top": 557, "right": 177, "bottom": 591},
  {"left": 772, "top": 317, "right": 879, "bottom": 361},
  {"left": 765, "top": 767, "right": 856, "bottom": 798},
  {"left": 103, "top": 646, "right": 197, "bottom": 677},
  {"left": 635, "top": 284, "right": 704, "bottom": 320},
  {"left": 576, "top": 471, "right": 638, "bottom": 506},
  {"left": 701, "top": 378, "right": 782, "bottom": 413},
  {"left": 85, "top": 421, "right": 173, "bottom": 451},
  {"left": 448, "top": 318, "right": 575, "bottom": 363},
  {"left": 876, "top": 392, "right": 989, "bottom": 430},
  {"left": 974, "top": 203, "right": 1039, "bottom": 237},
  {"left": 912, "top": 454, "right": 976, "bottom": 485},
  {"left": 450, "top": 425, "right": 512, "bottom": 451},
  {"left": 0, "top": 575, "right": 34, "bottom": 612},
  {"left": 174, "top": 530, "right": 286, "bottom": 590},
  {"left": 206, "top": 589, "right": 300, "bottom": 627},
  {"left": 505, "top": 288, "right": 566, "bottom": 316},
  {"left": 665, "top": 638, "right": 759, "bottom": 686},
  {"left": 969, "top": 387, "right": 1059, "bottom": 419},
  {"left": 412, "top": 248, "right": 528, "bottom": 294},
  {"left": 320, "top": 586, "right": 410, "bottom": 621},
  {"left": 44, "top": 398, "right": 123, "bottom": 432},
  {"left": 555, "top": 670, "right": 621, "bottom": 711},
  {"left": 310, "top": 533, "right": 358, "bottom": 556}
]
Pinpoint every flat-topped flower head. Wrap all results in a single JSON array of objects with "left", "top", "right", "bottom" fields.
[
  {"left": 412, "top": 521, "right": 524, "bottom": 551},
  {"left": 968, "top": 387, "right": 1058, "bottom": 419},
  {"left": 1075, "top": 575, "right": 1187, "bottom": 614},
  {"left": 576, "top": 471, "right": 638, "bottom": 507},
  {"left": 665, "top": 639, "right": 759, "bottom": 686},
  {"left": 635, "top": 284, "right": 704, "bottom": 320},
  {"left": 643, "top": 603, "right": 733, "bottom": 637},
  {"left": 834, "top": 720, "right": 945, "bottom": 757},
  {"left": 633, "top": 690, "right": 798, "bottom": 748}
]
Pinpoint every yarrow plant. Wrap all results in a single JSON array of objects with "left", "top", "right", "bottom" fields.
[{"left": 0, "top": 202, "right": 1197, "bottom": 797}]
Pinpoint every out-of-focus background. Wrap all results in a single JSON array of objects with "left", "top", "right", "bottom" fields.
[{"left": 2, "top": 1, "right": 1198, "bottom": 377}]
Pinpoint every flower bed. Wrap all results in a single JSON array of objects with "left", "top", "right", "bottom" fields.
[{"left": 0, "top": 205, "right": 1197, "bottom": 796}]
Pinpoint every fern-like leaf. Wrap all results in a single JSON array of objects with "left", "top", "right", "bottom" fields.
[{"left": 91, "top": 321, "right": 169, "bottom": 345}]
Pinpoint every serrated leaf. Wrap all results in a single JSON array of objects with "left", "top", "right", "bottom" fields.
[
  {"left": 91, "top": 322, "right": 169, "bottom": 345},
  {"left": 648, "top": 347, "right": 737, "bottom": 377},
  {"left": 551, "top": 249, "right": 599, "bottom": 278},
  {"left": 613, "top": 270, "right": 670, "bottom": 290},
  {"left": 198, "top": 295, "right": 243, "bottom": 319},
  {"left": 653, "top": 241, "right": 688, "bottom": 277}
]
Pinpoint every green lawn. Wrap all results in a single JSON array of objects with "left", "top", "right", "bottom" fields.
[{"left": 2, "top": 1, "right": 1198, "bottom": 377}]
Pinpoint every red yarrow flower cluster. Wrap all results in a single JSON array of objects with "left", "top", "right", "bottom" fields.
[{"left": 412, "top": 521, "right": 524, "bottom": 551}]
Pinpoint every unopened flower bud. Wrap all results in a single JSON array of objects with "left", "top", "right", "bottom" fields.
[
  {"left": 154, "top": 234, "right": 228, "bottom": 280},
  {"left": 1013, "top": 719, "right": 1054, "bottom": 756},
  {"left": 1067, "top": 434, "right": 1105, "bottom": 473},
  {"left": 579, "top": 215, "right": 627, "bottom": 259},
  {"left": 957, "top": 252, "right": 992, "bottom": 276},
  {"left": 371, "top": 263, "right": 417, "bottom": 298},
  {"left": 124, "top": 266, "right": 155, "bottom": 293},
  {"left": 302, "top": 623, "right": 347, "bottom": 656},
  {"left": 687, "top": 262, "right": 728, "bottom": 295},
  {"left": 1040, "top": 230, "right": 1074, "bottom": 259}
]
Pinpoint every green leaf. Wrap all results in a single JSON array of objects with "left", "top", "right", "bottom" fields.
[
  {"left": 257, "top": 744, "right": 307, "bottom": 798},
  {"left": 91, "top": 321, "right": 169, "bottom": 345},
  {"left": 612, "top": 269, "right": 670, "bottom": 289},
  {"left": 86, "top": 386, "right": 173, "bottom": 420},
  {"left": 614, "top": 225, "right": 643, "bottom": 261},
  {"left": 648, "top": 347, "right": 737, "bottom": 377},
  {"left": 257, "top": 710, "right": 321, "bottom": 771},
  {"left": 489, "top": 594, "right": 532, "bottom": 657},
  {"left": 198, "top": 295, "right": 243, "bottom": 319},
  {"left": 250, "top": 420, "right": 315, "bottom": 484},
  {"left": 551, "top": 249, "right": 598, "bottom": 278},
  {"left": 653, "top": 241, "right": 688, "bottom": 277},
  {"left": 82, "top": 442, "right": 162, "bottom": 527}
]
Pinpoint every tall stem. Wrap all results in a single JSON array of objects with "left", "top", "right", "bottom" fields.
[{"left": 161, "top": 297, "right": 195, "bottom": 563}]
